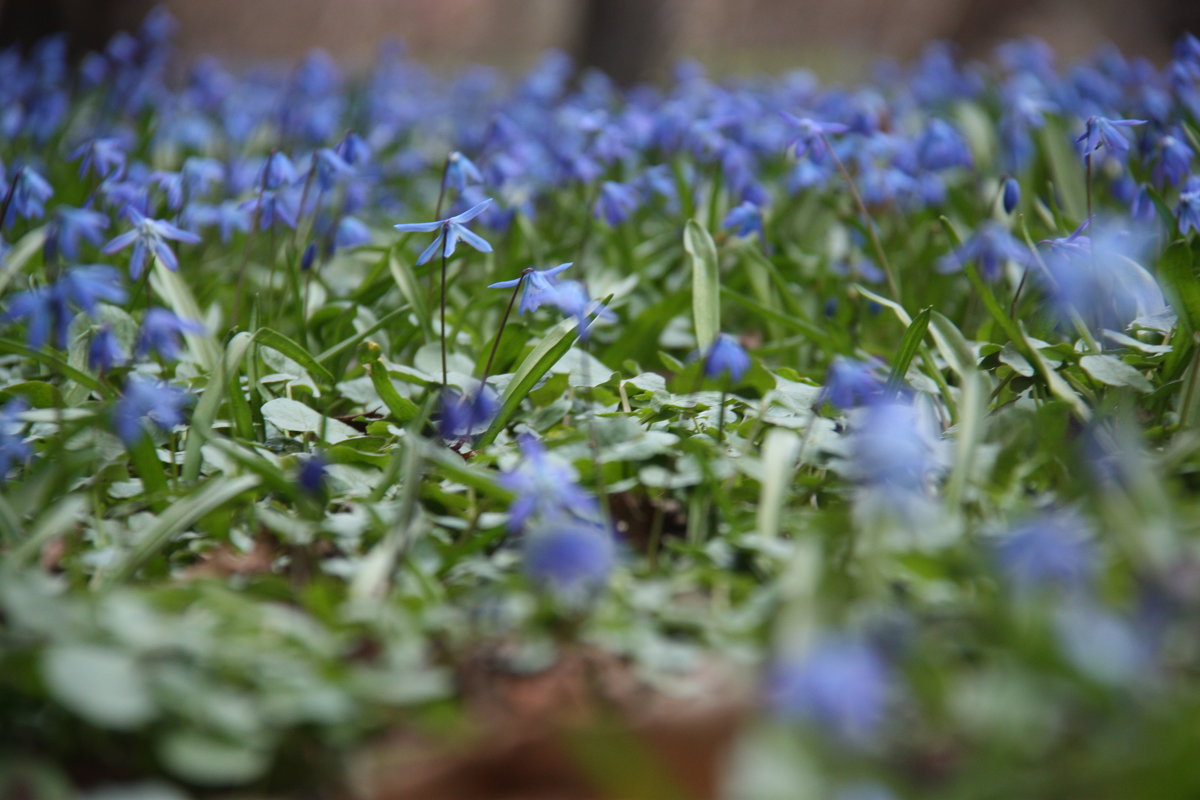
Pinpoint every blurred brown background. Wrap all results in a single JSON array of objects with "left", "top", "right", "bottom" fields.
[{"left": 1, "top": 0, "right": 1197, "bottom": 79}]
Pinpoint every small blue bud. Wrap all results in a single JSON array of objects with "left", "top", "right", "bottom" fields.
[{"left": 1002, "top": 177, "right": 1020, "bottom": 213}]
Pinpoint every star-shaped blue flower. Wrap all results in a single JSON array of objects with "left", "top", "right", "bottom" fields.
[{"left": 393, "top": 198, "right": 494, "bottom": 266}]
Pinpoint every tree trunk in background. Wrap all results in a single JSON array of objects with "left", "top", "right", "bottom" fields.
[
  {"left": 575, "top": 0, "right": 677, "bottom": 86},
  {"left": 0, "top": 0, "right": 152, "bottom": 56}
]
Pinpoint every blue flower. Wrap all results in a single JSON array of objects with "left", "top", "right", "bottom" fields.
[
  {"left": 54, "top": 265, "right": 127, "bottom": 317},
  {"left": 917, "top": 118, "right": 972, "bottom": 171},
  {"left": 438, "top": 386, "right": 498, "bottom": 441},
  {"left": 87, "top": 325, "right": 126, "bottom": 372},
  {"left": 136, "top": 307, "right": 204, "bottom": 361},
  {"left": 523, "top": 521, "right": 615, "bottom": 596},
  {"left": 1, "top": 266, "right": 125, "bottom": 349},
  {"left": 543, "top": 280, "right": 614, "bottom": 340},
  {"left": 186, "top": 201, "right": 253, "bottom": 243},
  {"left": 1002, "top": 176, "right": 1021, "bottom": 213},
  {"left": 766, "top": 634, "right": 891, "bottom": 744},
  {"left": 0, "top": 399, "right": 31, "bottom": 482},
  {"left": 994, "top": 510, "right": 1096, "bottom": 590},
  {"left": 3, "top": 168, "right": 53, "bottom": 227},
  {"left": 297, "top": 453, "right": 329, "bottom": 496},
  {"left": 723, "top": 201, "right": 764, "bottom": 239},
  {"left": 499, "top": 434, "right": 600, "bottom": 531},
  {"left": 113, "top": 377, "right": 188, "bottom": 445},
  {"left": 780, "top": 114, "right": 849, "bottom": 159},
  {"left": 313, "top": 148, "right": 353, "bottom": 191},
  {"left": 70, "top": 137, "right": 126, "bottom": 180},
  {"left": 239, "top": 189, "right": 298, "bottom": 231},
  {"left": 259, "top": 151, "right": 298, "bottom": 190},
  {"left": 1075, "top": 115, "right": 1146, "bottom": 159},
  {"left": 102, "top": 207, "right": 201, "bottom": 279},
  {"left": 938, "top": 221, "right": 1033, "bottom": 280},
  {"left": 851, "top": 399, "right": 942, "bottom": 495},
  {"left": 445, "top": 151, "right": 483, "bottom": 192},
  {"left": 1054, "top": 598, "right": 1149, "bottom": 686},
  {"left": 393, "top": 197, "right": 494, "bottom": 266},
  {"left": 47, "top": 206, "right": 109, "bottom": 262},
  {"left": 1153, "top": 130, "right": 1194, "bottom": 187},
  {"left": 1178, "top": 176, "right": 1200, "bottom": 235},
  {"left": 822, "top": 357, "right": 886, "bottom": 409},
  {"left": 704, "top": 333, "right": 751, "bottom": 382},
  {"left": 489, "top": 262, "right": 574, "bottom": 315},
  {"left": 333, "top": 216, "right": 372, "bottom": 250},
  {"left": 594, "top": 181, "right": 640, "bottom": 226}
]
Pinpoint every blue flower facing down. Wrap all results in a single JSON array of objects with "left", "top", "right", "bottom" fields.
[
  {"left": 393, "top": 197, "right": 494, "bottom": 266},
  {"left": 499, "top": 434, "right": 600, "bottom": 532},
  {"left": 438, "top": 386, "right": 498, "bottom": 442},
  {"left": 113, "top": 377, "right": 188, "bottom": 445},
  {"left": 704, "top": 333, "right": 751, "bottom": 382},
  {"left": 1075, "top": 115, "right": 1146, "bottom": 160},
  {"left": 938, "top": 221, "right": 1033, "bottom": 280},
  {"left": 136, "top": 308, "right": 204, "bottom": 361},
  {"left": 1002, "top": 177, "right": 1021, "bottom": 213},
  {"left": 723, "top": 201, "right": 764, "bottom": 239},
  {"left": 994, "top": 509, "right": 1096, "bottom": 591},
  {"left": 523, "top": 520, "right": 615, "bottom": 596},
  {"left": 822, "top": 357, "right": 886, "bottom": 409},
  {"left": 1178, "top": 176, "right": 1200, "bottom": 235},
  {"left": 297, "top": 453, "right": 329, "bottom": 496},
  {"left": 489, "top": 262, "right": 573, "bottom": 315},
  {"left": 766, "top": 634, "right": 891, "bottom": 745}
]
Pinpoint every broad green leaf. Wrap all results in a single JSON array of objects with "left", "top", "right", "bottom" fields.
[
  {"left": 159, "top": 729, "right": 270, "bottom": 786},
  {"left": 260, "top": 397, "right": 359, "bottom": 442},
  {"left": 41, "top": 644, "right": 156, "bottom": 730},
  {"left": 684, "top": 219, "right": 720, "bottom": 350},
  {"left": 1159, "top": 241, "right": 1200, "bottom": 333},
  {"left": 366, "top": 359, "right": 420, "bottom": 423},
  {"left": 1080, "top": 354, "right": 1154, "bottom": 392},
  {"left": 150, "top": 258, "right": 219, "bottom": 371},
  {"left": 0, "top": 225, "right": 46, "bottom": 294},
  {"left": 757, "top": 429, "right": 801, "bottom": 539}
]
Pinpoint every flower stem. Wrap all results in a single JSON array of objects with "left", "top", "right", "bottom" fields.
[
  {"left": 232, "top": 155, "right": 271, "bottom": 326},
  {"left": 821, "top": 133, "right": 902, "bottom": 303},
  {"left": 479, "top": 270, "right": 528, "bottom": 386},
  {"left": 440, "top": 234, "right": 449, "bottom": 387}
]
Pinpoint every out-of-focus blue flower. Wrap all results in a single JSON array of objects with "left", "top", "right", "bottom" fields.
[
  {"left": 0, "top": 398, "right": 31, "bottom": 482},
  {"left": 917, "top": 118, "right": 972, "bottom": 170},
  {"left": 994, "top": 509, "right": 1096, "bottom": 590},
  {"left": 259, "top": 151, "right": 298, "bottom": 190},
  {"left": 393, "top": 197, "right": 494, "bottom": 266},
  {"left": 333, "top": 216, "right": 371, "bottom": 250},
  {"left": 499, "top": 434, "right": 600, "bottom": 531},
  {"left": 1054, "top": 598, "right": 1149, "bottom": 686},
  {"left": 70, "top": 137, "right": 126, "bottom": 180},
  {"left": 1039, "top": 216, "right": 1167, "bottom": 330},
  {"left": 723, "top": 201, "right": 764, "bottom": 239},
  {"left": 938, "top": 221, "right": 1033, "bottom": 280},
  {"left": 102, "top": 207, "right": 201, "bottom": 279},
  {"left": 136, "top": 307, "right": 204, "bottom": 361},
  {"left": 543, "top": 279, "right": 614, "bottom": 340},
  {"left": 47, "top": 206, "right": 109, "bottom": 262},
  {"left": 523, "top": 520, "right": 615, "bottom": 596},
  {"left": 594, "top": 181, "right": 639, "bottom": 225},
  {"left": 2, "top": 265, "right": 125, "bottom": 349},
  {"left": 313, "top": 148, "right": 353, "bottom": 191},
  {"left": 1002, "top": 176, "right": 1021, "bottom": 213},
  {"left": 239, "top": 189, "right": 299, "bottom": 231},
  {"left": 300, "top": 241, "right": 318, "bottom": 271},
  {"left": 445, "top": 151, "right": 483, "bottom": 192},
  {"left": 766, "top": 634, "right": 891, "bottom": 744},
  {"left": 336, "top": 132, "right": 371, "bottom": 167},
  {"left": 822, "top": 357, "right": 886, "bottom": 409},
  {"left": 88, "top": 325, "right": 126, "bottom": 372},
  {"left": 1075, "top": 115, "right": 1146, "bottom": 160},
  {"left": 780, "top": 113, "right": 848, "bottom": 159},
  {"left": 186, "top": 201, "right": 253, "bottom": 243},
  {"left": 438, "top": 385, "right": 498, "bottom": 441},
  {"left": 851, "top": 399, "right": 942, "bottom": 496},
  {"left": 3, "top": 168, "right": 53, "bottom": 226},
  {"left": 297, "top": 453, "right": 328, "bottom": 496},
  {"left": 1153, "top": 130, "right": 1193, "bottom": 187},
  {"left": 113, "top": 377, "right": 188, "bottom": 445},
  {"left": 490, "top": 262, "right": 573, "bottom": 315},
  {"left": 1178, "top": 176, "right": 1200, "bottom": 235},
  {"left": 704, "top": 333, "right": 751, "bottom": 382}
]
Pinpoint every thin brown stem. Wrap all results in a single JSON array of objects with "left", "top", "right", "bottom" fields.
[{"left": 479, "top": 270, "right": 528, "bottom": 385}]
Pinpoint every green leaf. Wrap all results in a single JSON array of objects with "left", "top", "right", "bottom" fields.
[
  {"left": 0, "top": 225, "right": 47, "bottom": 295},
  {"left": 1038, "top": 120, "right": 1087, "bottom": 222},
  {"left": 388, "top": 248, "right": 432, "bottom": 333},
  {"left": 1080, "top": 354, "right": 1154, "bottom": 392},
  {"left": 684, "top": 219, "right": 720, "bottom": 350},
  {"left": 260, "top": 397, "right": 360, "bottom": 443},
  {"left": 255, "top": 327, "right": 334, "bottom": 384},
  {"left": 150, "top": 259, "right": 219, "bottom": 372},
  {"left": 96, "top": 474, "right": 260, "bottom": 585},
  {"left": 0, "top": 380, "right": 62, "bottom": 408},
  {"left": 887, "top": 307, "right": 931, "bottom": 390},
  {"left": 159, "top": 730, "right": 270, "bottom": 786},
  {"left": 1159, "top": 241, "right": 1200, "bottom": 333},
  {"left": 41, "top": 644, "right": 156, "bottom": 730},
  {"left": 757, "top": 429, "right": 801, "bottom": 539}
]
